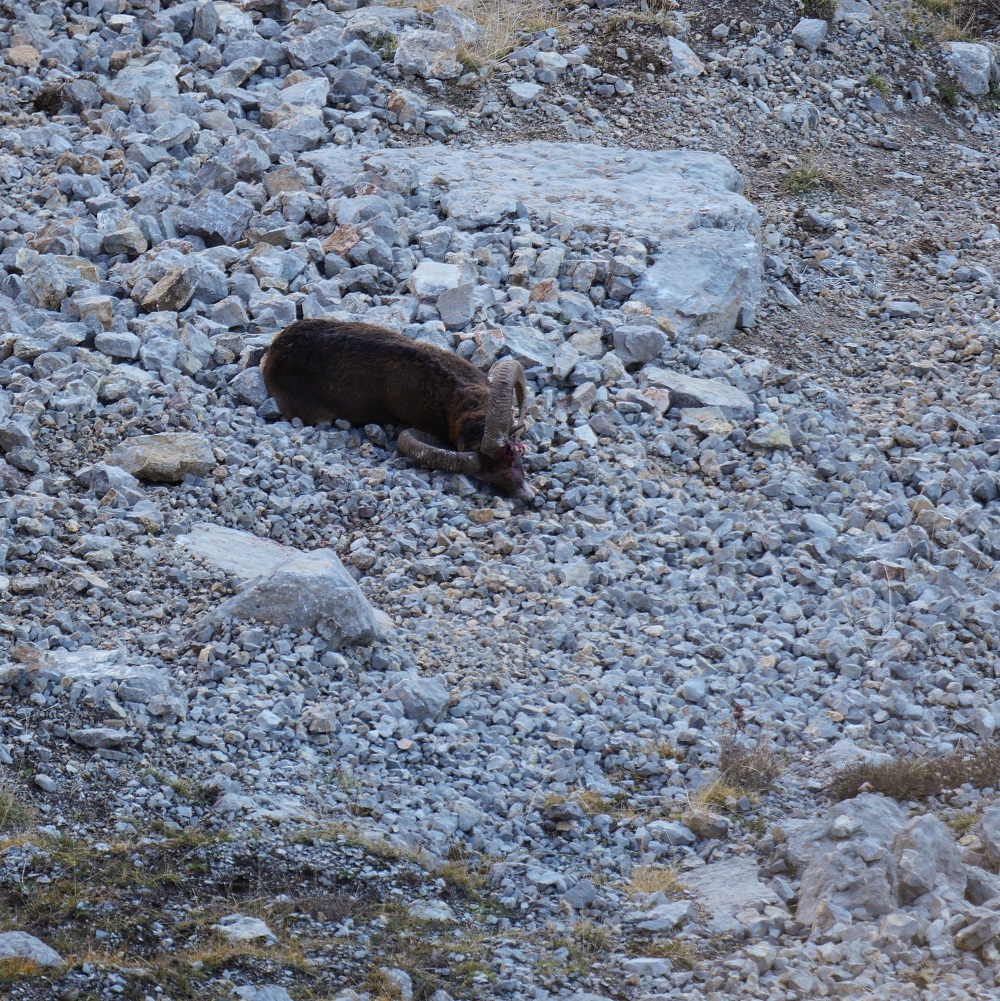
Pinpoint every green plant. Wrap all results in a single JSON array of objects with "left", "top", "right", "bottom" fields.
[
  {"left": 866, "top": 72, "right": 890, "bottom": 97},
  {"left": 372, "top": 34, "right": 398, "bottom": 59},
  {"left": 947, "top": 810, "right": 980, "bottom": 836},
  {"left": 803, "top": 0, "right": 837, "bottom": 17},
  {"left": 939, "top": 83, "right": 960, "bottom": 107},
  {"left": 784, "top": 163, "right": 832, "bottom": 195}
]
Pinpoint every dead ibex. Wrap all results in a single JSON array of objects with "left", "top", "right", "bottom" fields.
[{"left": 260, "top": 319, "right": 533, "bottom": 500}]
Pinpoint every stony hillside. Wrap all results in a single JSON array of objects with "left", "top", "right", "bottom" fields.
[{"left": 2, "top": 1, "right": 1000, "bottom": 999}]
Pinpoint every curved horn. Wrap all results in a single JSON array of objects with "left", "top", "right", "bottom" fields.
[
  {"left": 482, "top": 358, "right": 526, "bottom": 457},
  {"left": 397, "top": 429, "right": 481, "bottom": 474}
]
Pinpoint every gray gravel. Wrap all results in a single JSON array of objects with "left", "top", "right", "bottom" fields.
[{"left": 2, "top": 0, "right": 1000, "bottom": 999}]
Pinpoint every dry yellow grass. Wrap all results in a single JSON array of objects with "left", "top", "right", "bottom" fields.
[
  {"left": 907, "top": 0, "right": 981, "bottom": 40},
  {"left": 626, "top": 864, "right": 684, "bottom": 897},
  {"left": 383, "top": 0, "right": 558, "bottom": 66},
  {"left": 690, "top": 779, "right": 746, "bottom": 811},
  {"left": 0, "top": 784, "right": 35, "bottom": 834}
]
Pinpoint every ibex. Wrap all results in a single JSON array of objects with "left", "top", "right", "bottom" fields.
[{"left": 260, "top": 319, "right": 533, "bottom": 500}]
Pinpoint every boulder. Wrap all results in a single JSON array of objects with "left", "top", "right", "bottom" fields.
[
  {"left": 393, "top": 28, "right": 462, "bottom": 79},
  {"left": 664, "top": 37, "right": 704, "bottom": 77},
  {"left": 385, "top": 673, "right": 449, "bottom": 722},
  {"left": 942, "top": 41, "right": 995, "bottom": 97},
  {"left": 319, "top": 143, "right": 762, "bottom": 341},
  {"left": 178, "top": 523, "right": 388, "bottom": 646},
  {"left": 109, "top": 433, "right": 215, "bottom": 482},
  {"left": 791, "top": 18, "right": 828, "bottom": 51},
  {"left": 891, "top": 815, "right": 967, "bottom": 904},
  {"left": 0, "top": 931, "right": 63, "bottom": 968},
  {"left": 642, "top": 369, "right": 755, "bottom": 419}
]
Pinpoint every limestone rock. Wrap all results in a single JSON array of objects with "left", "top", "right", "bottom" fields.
[
  {"left": 214, "top": 915, "right": 276, "bottom": 944},
  {"left": 394, "top": 29, "right": 462, "bottom": 80},
  {"left": 408, "top": 900, "right": 456, "bottom": 922},
  {"left": 796, "top": 847, "right": 897, "bottom": 928},
  {"left": 642, "top": 369, "right": 755, "bottom": 419},
  {"left": 176, "top": 190, "right": 254, "bottom": 245},
  {"left": 612, "top": 323, "right": 667, "bottom": 366},
  {"left": 101, "top": 56, "right": 180, "bottom": 111},
  {"left": 0, "top": 931, "right": 63, "bottom": 968},
  {"left": 69, "top": 727, "right": 135, "bottom": 749},
  {"left": 625, "top": 900, "right": 697, "bottom": 932},
  {"left": 188, "top": 530, "right": 386, "bottom": 646},
  {"left": 978, "top": 801, "right": 1000, "bottom": 868},
  {"left": 140, "top": 265, "right": 197, "bottom": 312},
  {"left": 409, "top": 261, "right": 462, "bottom": 298},
  {"left": 891, "top": 815, "right": 967, "bottom": 904},
  {"left": 682, "top": 807, "right": 730, "bottom": 840},
  {"left": 956, "top": 909, "right": 1000, "bottom": 951},
  {"left": 285, "top": 25, "right": 344, "bottom": 69},
  {"left": 664, "top": 37, "right": 704, "bottom": 77},
  {"left": 682, "top": 857, "right": 779, "bottom": 924},
  {"left": 385, "top": 673, "right": 449, "bottom": 722},
  {"left": 177, "top": 523, "right": 299, "bottom": 581},
  {"left": 943, "top": 41, "right": 995, "bottom": 97},
  {"left": 342, "top": 143, "right": 759, "bottom": 340},
  {"left": 109, "top": 433, "right": 216, "bottom": 482},
  {"left": 791, "top": 18, "right": 828, "bottom": 51}
]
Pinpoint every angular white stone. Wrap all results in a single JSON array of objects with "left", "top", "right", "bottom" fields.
[
  {"left": 408, "top": 261, "right": 462, "bottom": 298},
  {"left": 177, "top": 523, "right": 390, "bottom": 643},
  {"left": 943, "top": 41, "right": 994, "bottom": 96},
  {"left": 214, "top": 915, "right": 276, "bottom": 944},
  {"left": 0, "top": 931, "right": 63, "bottom": 968}
]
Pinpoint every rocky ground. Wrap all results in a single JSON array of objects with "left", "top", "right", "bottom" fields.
[{"left": 3, "top": 0, "right": 1000, "bottom": 999}]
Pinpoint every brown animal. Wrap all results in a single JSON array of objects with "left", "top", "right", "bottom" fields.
[{"left": 260, "top": 319, "right": 532, "bottom": 500}]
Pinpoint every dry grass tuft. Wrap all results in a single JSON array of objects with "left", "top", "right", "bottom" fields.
[
  {"left": 545, "top": 919, "right": 616, "bottom": 977},
  {"left": 439, "top": 858, "right": 488, "bottom": 893},
  {"left": 384, "top": 0, "right": 558, "bottom": 66},
  {"left": 626, "top": 864, "right": 684, "bottom": 897},
  {"left": 631, "top": 937, "right": 698, "bottom": 969},
  {"left": 784, "top": 163, "right": 834, "bottom": 196},
  {"left": 907, "top": 0, "right": 1000, "bottom": 40},
  {"left": 718, "top": 733, "right": 784, "bottom": 793},
  {"left": 690, "top": 778, "right": 746, "bottom": 812},
  {"left": 0, "top": 786, "right": 35, "bottom": 834},
  {"left": 803, "top": 0, "right": 838, "bottom": 17},
  {"left": 827, "top": 744, "right": 1000, "bottom": 802},
  {"left": 0, "top": 957, "right": 44, "bottom": 982}
]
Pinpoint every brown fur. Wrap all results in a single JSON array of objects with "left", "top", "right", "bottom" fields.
[{"left": 260, "top": 319, "right": 530, "bottom": 497}]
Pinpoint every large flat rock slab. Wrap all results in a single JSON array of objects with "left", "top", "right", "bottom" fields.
[
  {"left": 177, "top": 523, "right": 390, "bottom": 646},
  {"left": 301, "top": 142, "right": 761, "bottom": 343},
  {"left": 176, "top": 522, "right": 299, "bottom": 580},
  {"left": 681, "top": 857, "right": 779, "bottom": 920}
]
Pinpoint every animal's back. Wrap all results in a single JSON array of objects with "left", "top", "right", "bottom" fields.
[{"left": 260, "top": 319, "right": 485, "bottom": 438}]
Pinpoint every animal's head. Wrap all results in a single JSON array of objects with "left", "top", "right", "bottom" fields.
[
  {"left": 476, "top": 436, "right": 532, "bottom": 501},
  {"left": 396, "top": 358, "right": 534, "bottom": 502}
]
